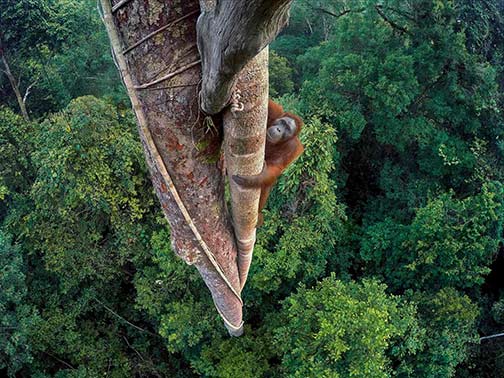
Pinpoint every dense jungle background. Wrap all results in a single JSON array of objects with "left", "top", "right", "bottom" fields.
[{"left": 1, "top": 0, "right": 504, "bottom": 376}]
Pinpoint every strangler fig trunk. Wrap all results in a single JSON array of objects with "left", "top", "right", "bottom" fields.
[
  {"left": 100, "top": 0, "right": 293, "bottom": 336},
  {"left": 101, "top": 0, "right": 243, "bottom": 335}
]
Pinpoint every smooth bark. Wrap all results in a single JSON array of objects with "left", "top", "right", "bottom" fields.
[
  {"left": 197, "top": 0, "right": 292, "bottom": 292},
  {"left": 224, "top": 48, "right": 269, "bottom": 289}
]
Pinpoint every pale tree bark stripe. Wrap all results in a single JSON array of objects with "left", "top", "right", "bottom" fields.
[
  {"left": 223, "top": 47, "right": 269, "bottom": 290},
  {"left": 111, "top": 0, "right": 132, "bottom": 13}
]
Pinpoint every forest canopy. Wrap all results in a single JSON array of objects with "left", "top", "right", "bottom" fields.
[{"left": 1, "top": 0, "right": 504, "bottom": 376}]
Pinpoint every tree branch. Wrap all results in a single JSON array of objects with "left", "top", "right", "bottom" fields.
[
  {"left": 93, "top": 298, "right": 158, "bottom": 337},
  {"left": 303, "top": 0, "right": 365, "bottom": 20},
  {"left": 375, "top": 5, "right": 411, "bottom": 35},
  {"left": 314, "top": 8, "right": 352, "bottom": 19},
  {"left": 22, "top": 77, "right": 39, "bottom": 104},
  {"left": 197, "top": 0, "right": 293, "bottom": 114},
  {"left": 43, "top": 351, "right": 76, "bottom": 370},
  {"left": 0, "top": 40, "right": 30, "bottom": 121},
  {"left": 381, "top": 6, "right": 416, "bottom": 22},
  {"left": 480, "top": 332, "right": 504, "bottom": 341}
]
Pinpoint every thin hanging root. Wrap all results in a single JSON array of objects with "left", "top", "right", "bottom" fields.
[
  {"left": 112, "top": 0, "right": 132, "bottom": 13},
  {"left": 99, "top": 0, "right": 243, "bottom": 332},
  {"left": 203, "top": 116, "right": 218, "bottom": 136},
  {"left": 123, "top": 10, "right": 200, "bottom": 54},
  {"left": 134, "top": 60, "right": 201, "bottom": 89},
  {"left": 144, "top": 83, "right": 199, "bottom": 91}
]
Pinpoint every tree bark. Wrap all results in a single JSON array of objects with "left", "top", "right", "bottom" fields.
[
  {"left": 0, "top": 38, "right": 30, "bottom": 121},
  {"left": 101, "top": 0, "right": 292, "bottom": 336},
  {"left": 197, "top": 0, "right": 293, "bottom": 114},
  {"left": 101, "top": 0, "right": 243, "bottom": 335},
  {"left": 198, "top": 0, "right": 293, "bottom": 291},
  {"left": 224, "top": 48, "right": 269, "bottom": 289}
]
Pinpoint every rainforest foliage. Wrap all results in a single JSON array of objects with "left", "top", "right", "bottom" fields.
[{"left": 1, "top": 0, "right": 504, "bottom": 376}]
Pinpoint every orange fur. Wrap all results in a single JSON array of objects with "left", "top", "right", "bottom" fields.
[{"left": 233, "top": 99, "right": 304, "bottom": 226}]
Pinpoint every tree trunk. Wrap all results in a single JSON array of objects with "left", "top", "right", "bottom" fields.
[
  {"left": 0, "top": 39, "right": 30, "bottom": 121},
  {"left": 197, "top": 0, "right": 293, "bottom": 291},
  {"left": 100, "top": 0, "right": 292, "bottom": 336},
  {"left": 224, "top": 48, "right": 269, "bottom": 289},
  {"left": 101, "top": 0, "right": 243, "bottom": 335}
]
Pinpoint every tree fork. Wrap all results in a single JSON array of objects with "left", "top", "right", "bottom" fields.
[{"left": 101, "top": 0, "right": 293, "bottom": 336}]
